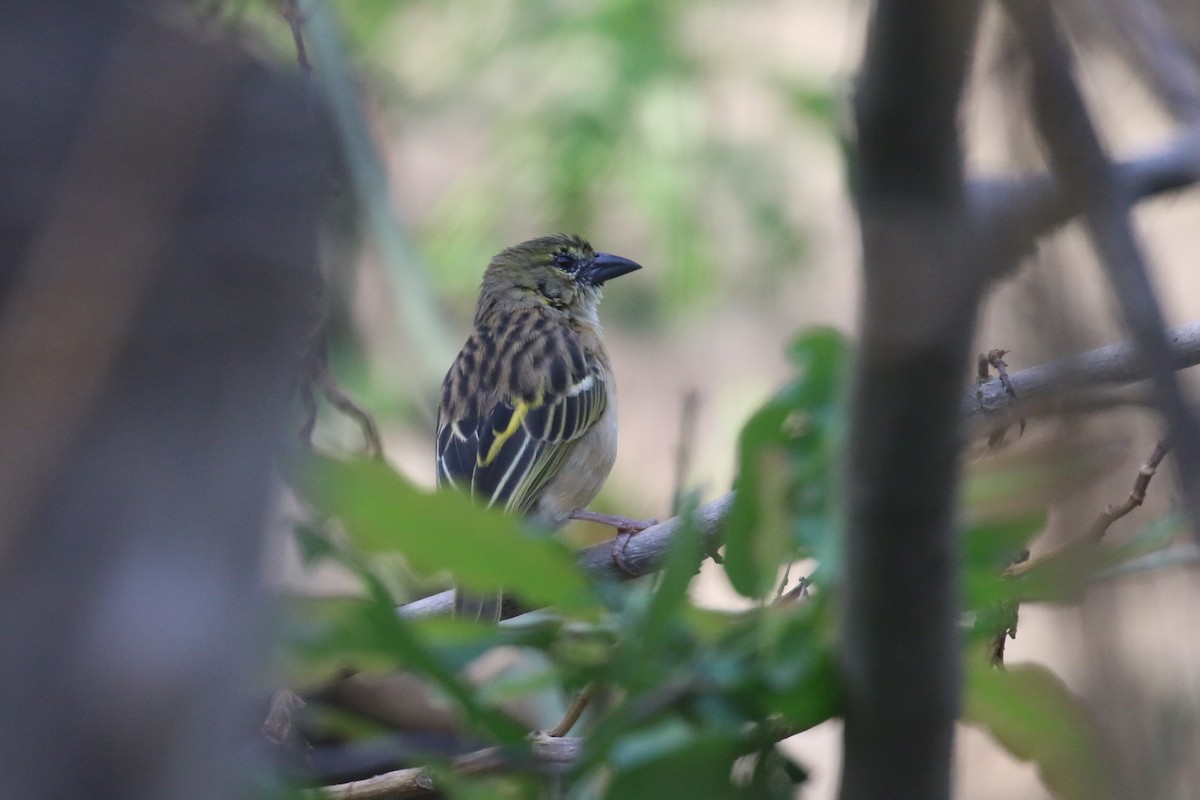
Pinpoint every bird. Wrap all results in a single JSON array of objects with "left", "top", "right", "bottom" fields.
[{"left": 436, "top": 233, "right": 643, "bottom": 620}]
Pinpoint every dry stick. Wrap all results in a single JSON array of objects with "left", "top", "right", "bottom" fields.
[
  {"left": 671, "top": 390, "right": 700, "bottom": 516},
  {"left": 316, "top": 703, "right": 801, "bottom": 800},
  {"left": 281, "top": 0, "right": 384, "bottom": 458},
  {"left": 544, "top": 683, "right": 594, "bottom": 738},
  {"left": 996, "top": 439, "right": 1173, "bottom": 661},
  {"left": 298, "top": 334, "right": 385, "bottom": 458},
  {"left": 1086, "top": 439, "right": 1172, "bottom": 541},
  {"left": 1005, "top": 0, "right": 1200, "bottom": 547},
  {"left": 1008, "top": 439, "right": 1175, "bottom": 582}
]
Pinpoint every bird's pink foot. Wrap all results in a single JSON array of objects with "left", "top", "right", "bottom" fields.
[{"left": 569, "top": 509, "right": 659, "bottom": 577}]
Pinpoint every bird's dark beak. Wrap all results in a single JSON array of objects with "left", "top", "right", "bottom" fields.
[{"left": 579, "top": 253, "right": 642, "bottom": 286}]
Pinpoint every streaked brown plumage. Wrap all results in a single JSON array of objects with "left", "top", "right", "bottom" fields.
[{"left": 436, "top": 234, "right": 641, "bottom": 618}]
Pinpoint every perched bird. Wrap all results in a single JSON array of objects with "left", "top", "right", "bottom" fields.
[{"left": 436, "top": 234, "right": 642, "bottom": 619}]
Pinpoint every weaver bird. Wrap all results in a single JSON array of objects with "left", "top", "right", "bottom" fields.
[{"left": 436, "top": 234, "right": 643, "bottom": 619}]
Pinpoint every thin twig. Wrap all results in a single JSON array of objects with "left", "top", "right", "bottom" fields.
[
  {"left": 671, "top": 390, "right": 700, "bottom": 516},
  {"left": 313, "top": 736, "right": 582, "bottom": 800},
  {"left": 280, "top": 0, "right": 313, "bottom": 79},
  {"left": 777, "top": 575, "right": 810, "bottom": 604},
  {"left": 299, "top": 332, "right": 384, "bottom": 459},
  {"left": 544, "top": 683, "right": 594, "bottom": 738},
  {"left": 1009, "top": 439, "right": 1173, "bottom": 579},
  {"left": 1087, "top": 439, "right": 1172, "bottom": 540}
]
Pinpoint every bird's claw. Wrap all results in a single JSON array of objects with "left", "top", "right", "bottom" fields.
[{"left": 568, "top": 509, "right": 658, "bottom": 578}]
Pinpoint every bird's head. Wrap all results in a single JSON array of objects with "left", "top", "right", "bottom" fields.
[{"left": 477, "top": 234, "right": 641, "bottom": 325}]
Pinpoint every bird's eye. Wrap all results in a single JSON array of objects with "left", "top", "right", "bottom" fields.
[{"left": 553, "top": 252, "right": 575, "bottom": 270}]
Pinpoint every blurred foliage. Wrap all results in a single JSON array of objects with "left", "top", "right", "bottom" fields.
[
  {"left": 965, "top": 660, "right": 1119, "bottom": 800},
  {"left": 724, "top": 328, "right": 848, "bottom": 597},
  {"left": 278, "top": 325, "right": 1182, "bottom": 797},
  {"left": 208, "top": 0, "right": 820, "bottom": 328}
]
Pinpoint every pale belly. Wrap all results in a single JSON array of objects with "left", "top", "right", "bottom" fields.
[{"left": 529, "top": 403, "right": 618, "bottom": 528}]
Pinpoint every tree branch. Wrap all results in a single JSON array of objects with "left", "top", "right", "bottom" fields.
[
  {"left": 840, "top": 2, "right": 984, "bottom": 798},
  {"left": 975, "top": 128, "right": 1200, "bottom": 268},
  {"left": 967, "top": 320, "right": 1200, "bottom": 433}
]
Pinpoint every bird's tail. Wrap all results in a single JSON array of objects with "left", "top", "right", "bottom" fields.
[{"left": 453, "top": 588, "right": 504, "bottom": 622}]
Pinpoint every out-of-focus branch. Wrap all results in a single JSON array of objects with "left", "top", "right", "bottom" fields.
[
  {"left": 1005, "top": 0, "right": 1200, "bottom": 547},
  {"left": 841, "top": 2, "right": 985, "bottom": 798},
  {"left": 975, "top": 128, "right": 1200, "bottom": 267},
  {"left": 0, "top": 8, "right": 324, "bottom": 800},
  {"left": 1087, "top": 439, "right": 1170, "bottom": 540},
  {"left": 297, "top": 0, "right": 457, "bottom": 401},
  {"left": 313, "top": 713, "right": 806, "bottom": 800},
  {"left": 1112, "top": 0, "right": 1200, "bottom": 125},
  {"left": 314, "top": 735, "right": 581, "bottom": 800}
]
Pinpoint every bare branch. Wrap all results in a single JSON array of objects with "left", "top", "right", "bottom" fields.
[
  {"left": 1008, "top": 439, "right": 1173, "bottom": 577},
  {"left": 1087, "top": 440, "right": 1171, "bottom": 540},
  {"left": 967, "top": 320, "right": 1200, "bottom": 433}
]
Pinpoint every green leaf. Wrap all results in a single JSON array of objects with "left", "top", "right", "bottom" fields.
[
  {"left": 965, "top": 661, "right": 1118, "bottom": 800},
  {"left": 724, "top": 328, "right": 849, "bottom": 597},
  {"left": 963, "top": 514, "right": 1044, "bottom": 609},
  {"left": 622, "top": 503, "right": 704, "bottom": 666},
  {"left": 299, "top": 454, "right": 597, "bottom": 613},
  {"left": 605, "top": 723, "right": 752, "bottom": 800},
  {"left": 748, "top": 605, "right": 842, "bottom": 731},
  {"left": 724, "top": 412, "right": 796, "bottom": 597}
]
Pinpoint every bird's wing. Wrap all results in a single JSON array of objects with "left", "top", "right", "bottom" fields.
[{"left": 436, "top": 324, "right": 606, "bottom": 516}]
